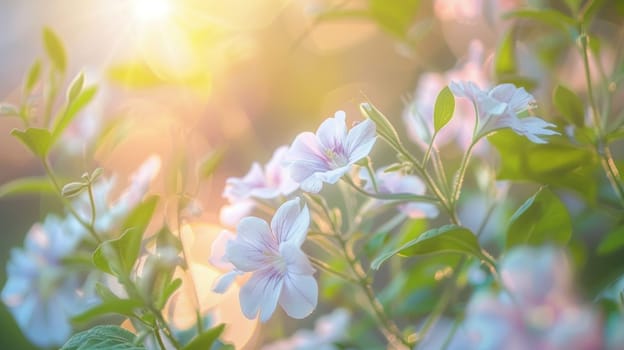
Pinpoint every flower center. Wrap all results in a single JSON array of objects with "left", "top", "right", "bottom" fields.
[{"left": 324, "top": 148, "right": 348, "bottom": 168}]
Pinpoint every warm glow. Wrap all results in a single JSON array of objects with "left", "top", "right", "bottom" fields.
[{"left": 132, "top": 0, "right": 172, "bottom": 22}]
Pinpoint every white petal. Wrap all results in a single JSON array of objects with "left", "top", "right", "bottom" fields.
[
  {"left": 240, "top": 268, "right": 284, "bottom": 322},
  {"left": 300, "top": 175, "right": 324, "bottom": 193},
  {"left": 271, "top": 198, "right": 310, "bottom": 246},
  {"left": 212, "top": 270, "right": 242, "bottom": 294},
  {"left": 219, "top": 201, "right": 254, "bottom": 228},
  {"left": 345, "top": 119, "right": 376, "bottom": 160},
  {"left": 209, "top": 230, "right": 235, "bottom": 270},
  {"left": 280, "top": 242, "right": 315, "bottom": 275},
  {"left": 279, "top": 273, "right": 318, "bottom": 319},
  {"left": 226, "top": 217, "right": 275, "bottom": 271},
  {"left": 317, "top": 111, "right": 347, "bottom": 151}
]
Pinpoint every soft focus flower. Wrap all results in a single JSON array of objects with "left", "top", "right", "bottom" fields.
[
  {"left": 220, "top": 146, "right": 298, "bottom": 227},
  {"left": 453, "top": 246, "right": 603, "bottom": 350},
  {"left": 1, "top": 215, "right": 96, "bottom": 347},
  {"left": 359, "top": 167, "right": 439, "bottom": 219},
  {"left": 223, "top": 197, "right": 317, "bottom": 322},
  {"left": 287, "top": 111, "right": 376, "bottom": 193},
  {"left": 210, "top": 229, "right": 244, "bottom": 293},
  {"left": 449, "top": 81, "right": 559, "bottom": 143},
  {"left": 263, "top": 308, "right": 351, "bottom": 350}
]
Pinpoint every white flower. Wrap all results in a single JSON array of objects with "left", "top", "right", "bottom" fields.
[
  {"left": 1, "top": 215, "right": 96, "bottom": 347},
  {"left": 287, "top": 111, "right": 376, "bottom": 193},
  {"left": 222, "top": 198, "right": 317, "bottom": 322},
  {"left": 449, "top": 81, "right": 559, "bottom": 143}
]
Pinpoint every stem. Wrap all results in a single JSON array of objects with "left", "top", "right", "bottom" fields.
[
  {"left": 87, "top": 183, "right": 97, "bottom": 228},
  {"left": 342, "top": 176, "right": 438, "bottom": 203},
  {"left": 451, "top": 141, "right": 476, "bottom": 206},
  {"left": 309, "top": 255, "right": 359, "bottom": 284},
  {"left": 578, "top": 25, "right": 624, "bottom": 206}
]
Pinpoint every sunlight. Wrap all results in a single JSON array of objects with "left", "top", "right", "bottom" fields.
[{"left": 132, "top": 0, "right": 172, "bottom": 23}]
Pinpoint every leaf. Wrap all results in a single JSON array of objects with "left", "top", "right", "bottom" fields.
[
  {"left": 108, "top": 61, "right": 166, "bottom": 89},
  {"left": 51, "top": 85, "right": 98, "bottom": 142},
  {"left": 43, "top": 27, "right": 67, "bottom": 73},
  {"left": 369, "top": 0, "right": 420, "bottom": 39},
  {"left": 156, "top": 278, "right": 182, "bottom": 310},
  {"left": 489, "top": 130, "right": 598, "bottom": 201},
  {"left": 24, "top": 60, "right": 42, "bottom": 93},
  {"left": 67, "top": 71, "right": 85, "bottom": 103},
  {"left": 360, "top": 102, "right": 405, "bottom": 155},
  {"left": 597, "top": 225, "right": 624, "bottom": 255},
  {"left": 495, "top": 29, "right": 516, "bottom": 77},
  {"left": 553, "top": 84, "right": 585, "bottom": 127},
  {"left": 182, "top": 324, "right": 226, "bottom": 350},
  {"left": 11, "top": 128, "right": 53, "bottom": 158},
  {"left": 371, "top": 225, "right": 484, "bottom": 270},
  {"left": 506, "top": 187, "right": 572, "bottom": 248},
  {"left": 61, "top": 181, "right": 88, "bottom": 198},
  {"left": 0, "top": 177, "right": 55, "bottom": 198},
  {"left": 198, "top": 148, "right": 225, "bottom": 179},
  {"left": 433, "top": 86, "right": 455, "bottom": 132},
  {"left": 71, "top": 298, "right": 143, "bottom": 324},
  {"left": 60, "top": 325, "right": 146, "bottom": 350},
  {"left": 504, "top": 9, "right": 576, "bottom": 32}
]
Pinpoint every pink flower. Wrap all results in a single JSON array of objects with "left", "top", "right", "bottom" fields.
[
  {"left": 224, "top": 198, "right": 317, "bottom": 322},
  {"left": 449, "top": 81, "right": 559, "bottom": 143},
  {"left": 287, "top": 111, "right": 376, "bottom": 193}
]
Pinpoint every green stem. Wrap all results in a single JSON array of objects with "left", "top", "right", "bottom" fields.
[
  {"left": 451, "top": 142, "right": 476, "bottom": 207},
  {"left": 309, "top": 255, "right": 359, "bottom": 284},
  {"left": 342, "top": 176, "right": 438, "bottom": 203},
  {"left": 87, "top": 183, "right": 97, "bottom": 228}
]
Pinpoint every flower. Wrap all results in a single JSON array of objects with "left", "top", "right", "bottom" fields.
[
  {"left": 287, "top": 111, "right": 376, "bottom": 193},
  {"left": 220, "top": 146, "right": 298, "bottom": 227},
  {"left": 449, "top": 81, "right": 559, "bottom": 143},
  {"left": 359, "top": 167, "right": 439, "bottom": 219},
  {"left": 223, "top": 197, "right": 317, "bottom": 322},
  {"left": 1, "top": 215, "right": 96, "bottom": 347},
  {"left": 453, "top": 246, "right": 603, "bottom": 350},
  {"left": 262, "top": 308, "right": 351, "bottom": 350}
]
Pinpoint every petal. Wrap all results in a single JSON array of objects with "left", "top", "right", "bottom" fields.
[
  {"left": 345, "top": 119, "right": 376, "bottom": 161},
  {"left": 271, "top": 198, "right": 310, "bottom": 246},
  {"left": 226, "top": 217, "right": 275, "bottom": 271},
  {"left": 280, "top": 242, "right": 315, "bottom": 275},
  {"left": 239, "top": 268, "right": 284, "bottom": 322},
  {"left": 209, "top": 230, "right": 235, "bottom": 270},
  {"left": 289, "top": 159, "right": 329, "bottom": 183},
  {"left": 279, "top": 273, "right": 318, "bottom": 319},
  {"left": 317, "top": 111, "right": 347, "bottom": 151},
  {"left": 219, "top": 201, "right": 254, "bottom": 228},
  {"left": 317, "top": 166, "right": 350, "bottom": 184},
  {"left": 300, "top": 175, "right": 324, "bottom": 193},
  {"left": 212, "top": 270, "right": 243, "bottom": 294}
]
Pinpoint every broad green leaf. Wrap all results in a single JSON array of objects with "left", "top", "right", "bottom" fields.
[
  {"left": 67, "top": 71, "right": 85, "bottom": 103},
  {"left": 581, "top": 0, "right": 607, "bottom": 26},
  {"left": 71, "top": 298, "right": 143, "bottom": 324},
  {"left": 553, "top": 84, "right": 585, "bottom": 127},
  {"left": 371, "top": 225, "right": 484, "bottom": 270},
  {"left": 506, "top": 187, "right": 572, "bottom": 248},
  {"left": 108, "top": 61, "right": 165, "bottom": 89},
  {"left": 182, "top": 324, "right": 225, "bottom": 350},
  {"left": 51, "top": 85, "right": 98, "bottom": 142},
  {"left": 43, "top": 27, "right": 67, "bottom": 73},
  {"left": 489, "top": 130, "right": 597, "bottom": 201},
  {"left": 597, "top": 225, "right": 624, "bottom": 255},
  {"left": 504, "top": 9, "right": 576, "bottom": 32},
  {"left": 11, "top": 128, "right": 53, "bottom": 158},
  {"left": 156, "top": 278, "right": 182, "bottom": 310},
  {"left": 495, "top": 29, "right": 516, "bottom": 77},
  {"left": 0, "top": 177, "right": 55, "bottom": 197},
  {"left": 433, "top": 86, "right": 455, "bottom": 132},
  {"left": 360, "top": 102, "right": 405, "bottom": 155},
  {"left": 25, "top": 60, "right": 42, "bottom": 93},
  {"left": 60, "top": 325, "right": 146, "bottom": 350},
  {"left": 198, "top": 148, "right": 225, "bottom": 179}
]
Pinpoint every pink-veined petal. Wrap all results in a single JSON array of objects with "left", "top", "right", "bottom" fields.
[
  {"left": 226, "top": 217, "right": 275, "bottom": 271},
  {"left": 240, "top": 268, "right": 284, "bottom": 322},
  {"left": 212, "top": 270, "right": 243, "bottom": 294},
  {"left": 300, "top": 175, "right": 324, "bottom": 193},
  {"left": 316, "top": 111, "right": 347, "bottom": 151},
  {"left": 345, "top": 119, "right": 376, "bottom": 161},
  {"left": 279, "top": 273, "right": 318, "bottom": 319},
  {"left": 271, "top": 198, "right": 310, "bottom": 246},
  {"left": 280, "top": 242, "right": 315, "bottom": 275}
]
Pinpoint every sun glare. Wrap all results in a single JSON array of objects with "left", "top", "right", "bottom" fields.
[{"left": 132, "top": 0, "right": 172, "bottom": 22}]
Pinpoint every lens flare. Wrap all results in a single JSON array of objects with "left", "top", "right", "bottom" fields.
[{"left": 132, "top": 0, "right": 171, "bottom": 22}]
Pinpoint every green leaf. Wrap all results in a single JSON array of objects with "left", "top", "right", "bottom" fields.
[
  {"left": 71, "top": 298, "right": 143, "bottom": 324},
  {"left": 11, "top": 128, "right": 53, "bottom": 158},
  {"left": 371, "top": 225, "right": 485, "bottom": 270},
  {"left": 24, "top": 60, "right": 42, "bottom": 93},
  {"left": 553, "top": 84, "right": 585, "bottom": 127},
  {"left": 67, "top": 71, "right": 85, "bottom": 103},
  {"left": 43, "top": 27, "right": 67, "bottom": 73},
  {"left": 369, "top": 0, "right": 420, "bottom": 39},
  {"left": 198, "top": 148, "right": 225, "bottom": 179},
  {"left": 597, "top": 225, "right": 624, "bottom": 255},
  {"left": 108, "top": 61, "right": 166, "bottom": 89},
  {"left": 495, "top": 29, "right": 516, "bottom": 77},
  {"left": 506, "top": 187, "right": 572, "bottom": 248},
  {"left": 61, "top": 181, "right": 88, "bottom": 198},
  {"left": 60, "top": 325, "right": 146, "bottom": 350},
  {"left": 489, "top": 130, "right": 597, "bottom": 201},
  {"left": 156, "top": 278, "right": 182, "bottom": 310},
  {"left": 0, "top": 177, "right": 55, "bottom": 198},
  {"left": 51, "top": 85, "right": 98, "bottom": 142},
  {"left": 182, "top": 324, "right": 226, "bottom": 350},
  {"left": 504, "top": 9, "right": 576, "bottom": 32},
  {"left": 360, "top": 102, "right": 405, "bottom": 155},
  {"left": 433, "top": 86, "right": 455, "bottom": 132}
]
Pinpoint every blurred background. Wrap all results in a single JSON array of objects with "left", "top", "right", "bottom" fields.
[{"left": 1, "top": 0, "right": 623, "bottom": 348}]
